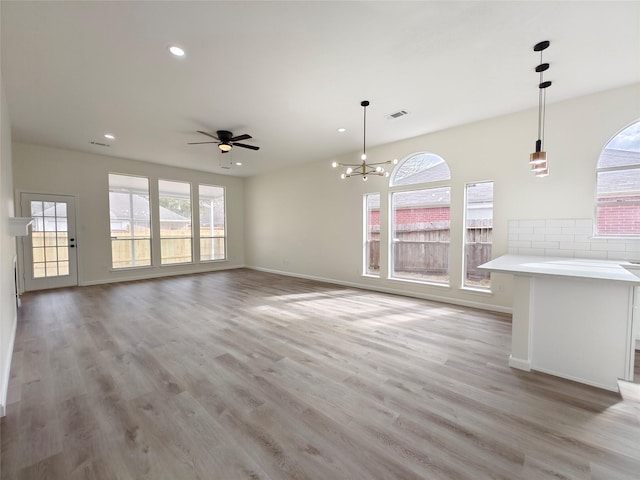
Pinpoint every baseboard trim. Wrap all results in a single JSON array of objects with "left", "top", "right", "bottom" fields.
[
  {"left": 246, "top": 266, "right": 512, "bottom": 315},
  {"left": 0, "top": 311, "right": 17, "bottom": 417},
  {"left": 508, "top": 355, "right": 531, "bottom": 371},
  {"left": 79, "top": 263, "right": 246, "bottom": 287}
]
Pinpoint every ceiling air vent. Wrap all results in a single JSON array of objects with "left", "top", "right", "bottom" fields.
[
  {"left": 386, "top": 110, "right": 408, "bottom": 120},
  {"left": 89, "top": 141, "right": 110, "bottom": 147}
]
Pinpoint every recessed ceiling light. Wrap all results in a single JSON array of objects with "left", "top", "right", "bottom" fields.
[
  {"left": 169, "top": 46, "right": 185, "bottom": 57},
  {"left": 235, "top": 162, "right": 242, "bottom": 166},
  {"left": 337, "top": 128, "right": 346, "bottom": 133},
  {"left": 104, "top": 133, "right": 115, "bottom": 140}
]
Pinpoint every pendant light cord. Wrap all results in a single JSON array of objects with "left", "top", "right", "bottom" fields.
[
  {"left": 537, "top": 49, "right": 543, "bottom": 148},
  {"left": 362, "top": 102, "right": 367, "bottom": 159}
]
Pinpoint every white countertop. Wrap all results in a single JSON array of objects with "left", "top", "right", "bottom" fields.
[{"left": 479, "top": 255, "right": 640, "bottom": 283}]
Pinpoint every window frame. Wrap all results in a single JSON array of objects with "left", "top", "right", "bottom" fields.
[
  {"left": 594, "top": 121, "right": 640, "bottom": 237},
  {"left": 108, "top": 173, "right": 153, "bottom": 270},
  {"left": 158, "top": 179, "right": 194, "bottom": 265},
  {"left": 462, "top": 181, "right": 494, "bottom": 291},
  {"left": 198, "top": 183, "right": 227, "bottom": 262},
  {"left": 388, "top": 152, "right": 452, "bottom": 286},
  {"left": 363, "top": 192, "right": 381, "bottom": 277}
]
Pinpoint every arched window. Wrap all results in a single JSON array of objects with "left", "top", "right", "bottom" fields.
[
  {"left": 595, "top": 121, "right": 640, "bottom": 236},
  {"left": 389, "top": 153, "right": 451, "bottom": 285},
  {"left": 390, "top": 152, "right": 451, "bottom": 186}
]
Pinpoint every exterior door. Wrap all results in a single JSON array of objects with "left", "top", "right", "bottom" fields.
[{"left": 20, "top": 193, "right": 78, "bottom": 291}]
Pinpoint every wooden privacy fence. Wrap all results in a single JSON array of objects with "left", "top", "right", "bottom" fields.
[
  {"left": 367, "top": 223, "right": 492, "bottom": 278},
  {"left": 111, "top": 227, "right": 225, "bottom": 267}
]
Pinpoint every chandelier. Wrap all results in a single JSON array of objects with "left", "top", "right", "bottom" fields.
[
  {"left": 332, "top": 100, "right": 397, "bottom": 180},
  {"left": 530, "top": 40, "right": 552, "bottom": 177}
]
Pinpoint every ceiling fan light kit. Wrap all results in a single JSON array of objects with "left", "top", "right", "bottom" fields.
[
  {"left": 333, "top": 100, "right": 398, "bottom": 181},
  {"left": 188, "top": 130, "right": 260, "bottom": 154}
]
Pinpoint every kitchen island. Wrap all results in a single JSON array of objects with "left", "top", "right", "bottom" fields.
[{"left": 480, "top": 255, "right": 640, "bottom": 391}]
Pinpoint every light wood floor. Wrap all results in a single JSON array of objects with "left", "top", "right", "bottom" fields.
[{"left": 2, "top": 269, "right": 639, "bottom": 479}]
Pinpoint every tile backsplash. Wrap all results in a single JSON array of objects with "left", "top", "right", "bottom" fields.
[{"left": 508, "top": 218, "right": 640, "bottom": 262}]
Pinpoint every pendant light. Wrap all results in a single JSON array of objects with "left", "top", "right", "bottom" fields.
[
  {"left": 530, "top": 40, "right": 552, "bottom": 177},
  {"left": 332, "top": 100, "right": 397, "bottom": 180}
]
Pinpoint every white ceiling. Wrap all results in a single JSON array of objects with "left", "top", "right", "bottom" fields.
[{"left": 2, "top": 1, "right": 639, "bottom": 177}]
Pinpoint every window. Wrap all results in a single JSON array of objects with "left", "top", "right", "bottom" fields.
[
  {"left": 199, "top": 184, "right": 226, "bottom": 261},
  {"left": 364, "top": 193, "right": 380, "bottom": 276},
  {"left": 109, "top": 174, "right": 152, "bottom": 269},
  {"left": 463, "top": 182, "right": 493, "bottom": 289},
  {"left": 390, "top": 153, "right": 451, "bottom": 284},
  {"left": 158, "top": 180, "right": 193, "bottom": 264},
  {"left": 595, "top": 121, "right": 640, "bottom": 236}
]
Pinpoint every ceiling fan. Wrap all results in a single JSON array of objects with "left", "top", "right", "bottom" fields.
[{"left": 188, "top": 130, "right": 260, "bottom": 153}]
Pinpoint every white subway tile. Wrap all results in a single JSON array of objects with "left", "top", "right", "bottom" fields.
[
  {"left": 520, "top": 220, "right": 546, "bottom": 228},
  {"left": 545, "top": 234, "right": 576, "bottom": 242},
  {"left": 508, "top": 240, "right": 532, "bottom": 248},
  {"left": 573, "top": 235, "right": 592, "bottom": 243},
  {"left": 562, "top": 227, "right": 592, "bottom": 236},
  {"left": 625, "top": 242, "right": 640, "bottom": 252},
  {"left": 575, "top": 219, "right": 594, "bottom": 228},
  {"left": 574, "top": 250, "right": 607, "bottom": 259},
  {"left": 510, "top": 226, "right": 534, "bottom": 235},
  {"left": 621, "top": 252, "right": 640, "bottom": 262},
  {"left": 519, "top": 233, "right": 546, "bottom": 242},
  {"left": 547, "top": 219, "right": 576, "bottom": 228},
  {"left": 560, "top": 242, "right": 591, "bottom": 251},
  {"left": 536, "top": 227, "right": 562, "bottom": 235},
  {"left": 532, "top": 241, "right": 560, "bottom": 249},
  {"left": 606, "top": 251, "right": 633, "bottom": 261},
  {"left": 518, "top": 248, "right": 546, "bottom": 256},
  {"left": 605, "top": 243, "right": 628, "bottom": 252},
  {"left": 545, "top": 249, "right": 574, "bottom": 257}
]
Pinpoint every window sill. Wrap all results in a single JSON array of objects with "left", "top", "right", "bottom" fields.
[
  {"left": 460, "top": 286, "right": 492, "bottom": 295},
  {"left": 591, "top": 235, "right": 640, "bottom": 240},
  {"left": 389, "top": 276, "right": 450, "bottom": 288},
  {"left": 110, "top": 265, "right": 153, "bottom": 272}
]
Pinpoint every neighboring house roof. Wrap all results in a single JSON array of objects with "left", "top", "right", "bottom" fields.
[
  {"left": 108, "top": 193, "right": 189, "bottom": 223},
  {"left": 199, "top": 201, "right": 225, "bottom": 227}
]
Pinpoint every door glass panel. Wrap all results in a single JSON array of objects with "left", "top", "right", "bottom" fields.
[
  {"left": 33, "top": 264, "right": 46, "bottom": 278},
  {"left": 58, "top": 262, "right": 69, "bottom": 276},
  {"left": 30, "top": 200, "right": 71, "bottom": 279}
]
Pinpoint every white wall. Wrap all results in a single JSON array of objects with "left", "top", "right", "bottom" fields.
[
  {"left": 245, "top": 84, "right": 640, "bottom": 312},
  {"left": 0, "top": 74, "right": 17, "bottom": 416},
  {"left": 12, "top": 144, "right": 245, "bottom": 286}
]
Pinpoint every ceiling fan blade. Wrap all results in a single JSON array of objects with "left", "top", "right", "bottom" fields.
[
  {"left": 197, "top": 130, "right": 220, "bottom": 140},
  {"left": 230, "top": 133, "right": 251, "bottom": 142},
  {"left": 233, "top": 143, "right": 260, "bottom": 151},
  {"left": 188, "top": 141, "right": 218, "bottom": 145}
]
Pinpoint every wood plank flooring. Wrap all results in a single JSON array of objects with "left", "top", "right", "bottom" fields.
[{"left": 2, "top": 268, "right": 639, "bottom": 479}]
